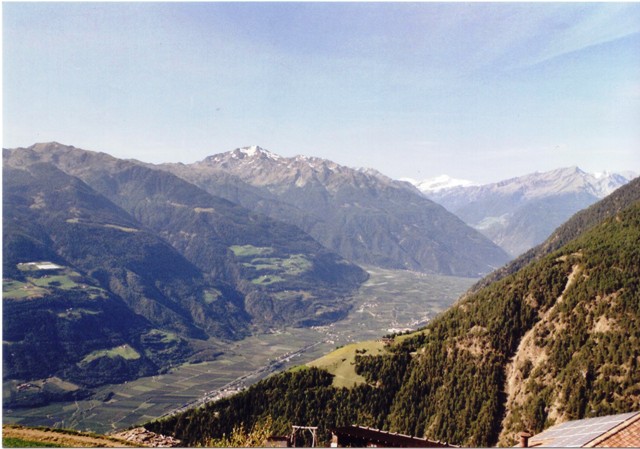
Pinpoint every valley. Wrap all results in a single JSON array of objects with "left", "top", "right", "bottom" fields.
[
  {"left": 4, "top": 3, "right": 639, "bottom": 446},
  {"left": 3, "top": 267, "right": 474, "bottom": 434}
]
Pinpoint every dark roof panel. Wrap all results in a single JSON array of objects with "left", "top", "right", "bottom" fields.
[{"left": 528, "top": 411, "right": 640, "bottom": 447}]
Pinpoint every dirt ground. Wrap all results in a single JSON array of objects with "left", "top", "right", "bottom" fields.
[{"left": 2, "top": 425, "right": 139, "bottom": 447}]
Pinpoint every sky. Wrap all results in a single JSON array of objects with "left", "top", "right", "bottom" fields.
[{"left": 3, "top": 2, "right": 640, "bottom": 184}]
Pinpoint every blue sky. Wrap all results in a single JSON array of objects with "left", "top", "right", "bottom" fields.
[{"left": 3, "top": 2, "right": 640, "bottom": 183}]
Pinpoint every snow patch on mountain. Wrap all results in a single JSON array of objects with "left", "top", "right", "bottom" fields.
[
  {"left": 495, "top": 166, "right": 635, "bottom": 200},
  {"left": 409, "top": 167, "right": 636, "bottom": 199},
  {"left": 200, "top": 146, "right": 416, "bottom": 193},
  {"left": 402, "top": 175, "right": 477, "bottom": 193},
  {"left": 236, "top": 146, "right": 282, "bottom": 161}
]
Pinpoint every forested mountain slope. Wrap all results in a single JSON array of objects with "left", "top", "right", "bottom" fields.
[
  {"left": 147, "top": 188, "right": 640, "bottom": 447},
  {"left": 3, "top": 163, "right": 195, "bottom": 393},
  {"left": 4, "top": 143, "right": 367, "bottom": 330}
]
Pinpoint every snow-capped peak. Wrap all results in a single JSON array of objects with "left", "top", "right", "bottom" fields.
[
  {"left": 202, "top": 145, "right": 284, "bottom": 165},
  {"left": 413, "top": 166, "right": 636, "bottom": 199},
  {"left": 535, "top": 166, "right": 635, "bottom": 198},
  {"left": 235, "top": 145, "right": 282, "bottom": 161},
  {"left": 240, "top": 145, "right": 260, "bottom": 157},
  {"left": 402, "top": 174, "right": 477, "bottom": 193},
  {"left": 593, "top": 170, "right": 610, "bottom": 180}
]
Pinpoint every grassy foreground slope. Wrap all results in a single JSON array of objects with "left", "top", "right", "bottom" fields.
[
  {"left": 1, "top": 425, "right": 136, "bottom": 448},
  {"left": 306, "top": 340, "right": 386, "bottom": 388},
  {"left": 146, "top": 193, "right": 640, "bottom": 447}
]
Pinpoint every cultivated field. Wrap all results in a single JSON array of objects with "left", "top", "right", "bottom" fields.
[
  {"left": 3, "top": 263, "right": 107, "bottom": 300},
  {"left": 3, "top": 267, "right": 474, "bottom": 433}
]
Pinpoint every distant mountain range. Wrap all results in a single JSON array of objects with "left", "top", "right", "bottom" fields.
[
  {"left": 160, "top": 146, "right": 509, "bottom": 277},
  {"left": 2, "top": 142, "right": 509, "bottom": 401},
  {"left": 407, "top": 167, "right": 637, "bottom": 257}
]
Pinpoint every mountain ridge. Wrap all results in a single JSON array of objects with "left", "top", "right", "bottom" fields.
[
  {"left": 410, "top": 166, "right": 635, "bottom": 198},
  {"left": 5, "top": 143, "right": 369, "bottom": 329},
  {"left": 417, "top": 166, "right": 637, "bottom": 256},
  {"left": 161, "top": 145, "right": 510, "bottom": 277}
]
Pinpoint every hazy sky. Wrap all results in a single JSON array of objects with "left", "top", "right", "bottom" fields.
[{"left": 4, "top": 2, "right": 640, "bottom": 183}]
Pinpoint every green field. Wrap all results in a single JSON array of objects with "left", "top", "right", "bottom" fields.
[
  {"left": 251, "top": 275, "right": 285, "bottom": 285},
  {"left": 3, "top": 264, "right": 107, "bottom": 300},
  {"left": 231, "top": 245, "right": 313, "bottom": 284},
  {"left": 144, "top": 330, "right": 179, "bottom": 344},
  {"left": 203, "top": 289, "right": 222, "bottom": 304},
  {"left": 3, "top": 267, "right": 474, "bottom": 433},
  {"left": 246, "top": 254, "right": 310, "bottom": 273},
  {"left": 57, "top": 309, "right": 100, "bottom": 319},
  {"left": 229, "top": 245, "right": 274, "bottom": 257},
  {"left": 2, "top": 280, "right": 47, "bottom": 299},
  {"left": 80, "top": 345, "right": 140, "bottom": 366},
  {"left": 307, "top": 340, "right": 386, "bottom": 388}
]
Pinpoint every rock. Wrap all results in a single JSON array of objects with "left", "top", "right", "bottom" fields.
[{"left": 111, "top": 427, "right": 181, "bottom": 447}]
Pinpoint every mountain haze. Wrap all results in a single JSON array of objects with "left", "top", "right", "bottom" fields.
[
  {"left": 161, "top": 146, "right": 510, "bottom": 277},
  {"left": 418, "top": 167, "right": 636, "bottom": 257}
]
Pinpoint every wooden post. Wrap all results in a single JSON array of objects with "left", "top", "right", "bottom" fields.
[{"left": 292, "top": 425, "right": 318, "bottom": 447}]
